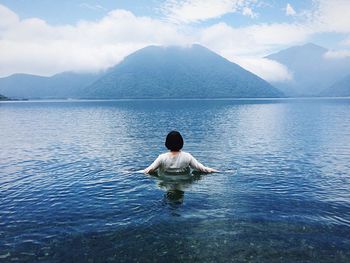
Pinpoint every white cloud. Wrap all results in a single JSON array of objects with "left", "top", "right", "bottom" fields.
[
  {"left": 324, "top": 50, "right": 350, "bottom": 59},
  {"left": 285, "top": 3, "right": 296, "bottom": 16},
  {"left": 0, "top": 3, "right": 307, "bottom": 82},
  {"left": 0, "top": 7, "right": 192, "bottom": 77},
  {"left": 0, "top": 4, "right": 19, "bottom": 28},
  {"left": 242, "top": 7, "right": 258, "bottom": 18},
  {"left": 0, "top": 0, "right": 349, "bottom": 82},
  {"left": 310, "top": 0, "right": 350, "bottom": 33},
  {"left": 248, "top": 23, "right": 310, "bottom": 45},
  {"left": 199, "top": 23, "right": 257, "bottom": 55},
  {"left": 232, "top": 57, "right": 293, "bottom": 82},
  {"left": 198, "top": 22, "right": 310, "bottom": 56},
  {"left": 79, "top": 3, "right": 107, "bottom": 11},
  {"left": 161, "top": 0, "right": 256, "bottom": 23},
  {"left": 197, "top": 22, "right": 306, "bottom": 82},
  {"left": 341, "top": 36, "right": 350, "bottom": 46}
]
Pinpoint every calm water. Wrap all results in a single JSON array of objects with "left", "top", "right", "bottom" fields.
[{"left": 1, "top": 99, "right": 350, "bottom": 262}]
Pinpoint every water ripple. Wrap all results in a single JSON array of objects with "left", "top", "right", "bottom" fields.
[{"left": 1, "top": 99, "right": 350, "bottom": 262}]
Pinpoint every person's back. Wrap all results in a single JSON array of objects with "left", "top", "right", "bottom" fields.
[{"left": 144, "top": 131, "right": 217, "bottom": 175}]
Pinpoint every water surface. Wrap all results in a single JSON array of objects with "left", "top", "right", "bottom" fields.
[{"left": 0, "top": 99, "right": 350, "bottom": 262}]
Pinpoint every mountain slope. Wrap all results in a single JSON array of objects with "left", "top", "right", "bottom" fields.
[
  {"left": 266, "top": 43, "right": 350, "bottom": 96},
  {"left": 85, "top": 44, "right": 283, "bottom": 98},
  {"left": 320, "top": 73, "right": 350, "bottom": 97},
  {"left": 0, "top": 94, "right": 8, "bottom": 100},
  {"left": 0, "top": 72, "right": 101, "bottom": 99}
]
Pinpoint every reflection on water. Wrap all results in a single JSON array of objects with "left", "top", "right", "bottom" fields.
[
  {"left": 165, "top": 189, "right": 184, "bottom": 204},
  {"left": 156, "top": 173, "right": 205, "bottom": 205},
  {"left": 0, "top": 99, "right": 350, "bottom": 262}
]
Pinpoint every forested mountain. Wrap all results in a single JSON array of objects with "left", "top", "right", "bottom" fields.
[
  {"left": 320, "top": 74, "right": 350, "bottom": 97},
  {"left": 84, "top": 44, "right": 283, "bottom": 99},
  {"left": 0, "top": 72, "right": 101, "bottom": 99},
  {"left": 266, "top": 43, "right": 350, "bottom": 96}
]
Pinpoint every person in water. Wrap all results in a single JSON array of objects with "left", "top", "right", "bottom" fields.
[{"left": 144, "top": 131, "right": 218, "bottom": 175}]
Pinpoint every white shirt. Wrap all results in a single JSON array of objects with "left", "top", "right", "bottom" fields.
[{"left": 146, "top": 151, "right": 210, "bottom": 175}]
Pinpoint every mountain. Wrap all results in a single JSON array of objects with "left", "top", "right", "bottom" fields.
[
  {"left": 0, "top": 94, "right": 9, "bottom": 100},
  {"left": 320, "top": 73, "right": 350, "bottom": 97},
  {"left": 0, "top": 45, "right": 283, "bottom": 99},
  {"left": 0, "top": 72, "right": 101, "bottom": 99},
  {"left": 84, "top": 44, "right": 283, "bottom": 99},
  {"left": 266, "top": 43, "right": 350, "bottom": 96}
]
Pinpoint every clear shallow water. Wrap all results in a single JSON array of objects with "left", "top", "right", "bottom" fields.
[{"left": 0, "top": 98, "right": 350, "bottom": 262}]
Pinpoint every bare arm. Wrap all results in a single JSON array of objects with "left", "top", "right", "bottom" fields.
[
  {"left": 189, "top": 154, "right": 218, "bottom": 173},
  {"left": 144, "top": 155, "right": 162, "bottom": 174}
]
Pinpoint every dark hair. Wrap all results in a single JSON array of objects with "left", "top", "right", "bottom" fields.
[{"left": 165, "top": 131, "right": 184, "bottom": 151}]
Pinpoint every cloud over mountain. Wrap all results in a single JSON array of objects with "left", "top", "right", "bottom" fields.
[
  {"left": 0, "top": 6, "right": 190, "bottom": 77},
  {"left": 0, "top": 1, "right": 349, "bottom": 85}
]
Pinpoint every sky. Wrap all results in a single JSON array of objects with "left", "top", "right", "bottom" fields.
[{"left": 0, "top": 0, "right": 350, "bottom": 82}]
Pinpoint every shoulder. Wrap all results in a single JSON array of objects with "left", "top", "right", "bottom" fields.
[
  {"left": 152, "top": 153, "right": 167, "bottom": 165},
  {"left": 158, "top": 152, "right": 171, "bottom": 160},
  {"left": 180, "top": 151, "right": 193, "bottom": 159},
  {"left": 158, "top": 153, "right": 168, "bottom": 158}
]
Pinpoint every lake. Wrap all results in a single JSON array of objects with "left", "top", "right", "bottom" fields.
[{"left": 0, "top": 98, "right": 350, "bottom": 262}]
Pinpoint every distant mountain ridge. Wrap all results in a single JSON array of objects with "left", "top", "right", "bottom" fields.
[
  {"left": 0, "top": 93, "right": 8, "bottom": 100},
  {"left": 0, "top": 44, "right": 283, "bottom": 99},
  {"left": 84, "top": 44, "right": 283, "bottom": 98},
  {"left": 2, "top": 43, "right": 350, "bottom": 99},
  {"left": 320, "top": 73, "right": 350, "bottom": 97},
  {"left": 266, "top": 43, "right": 350, "bottom": 96},
  {"left": 0, "top": 72, "right": 102, "bottom": 99}
]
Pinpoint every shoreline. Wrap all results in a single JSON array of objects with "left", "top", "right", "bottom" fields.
[{"left": 1, "top": 96, "right": 350, "bottom": 103}]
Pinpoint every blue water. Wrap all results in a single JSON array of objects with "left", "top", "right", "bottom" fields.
[{"left": 0, "top": 99, "right": 350, "bottom": 262}]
